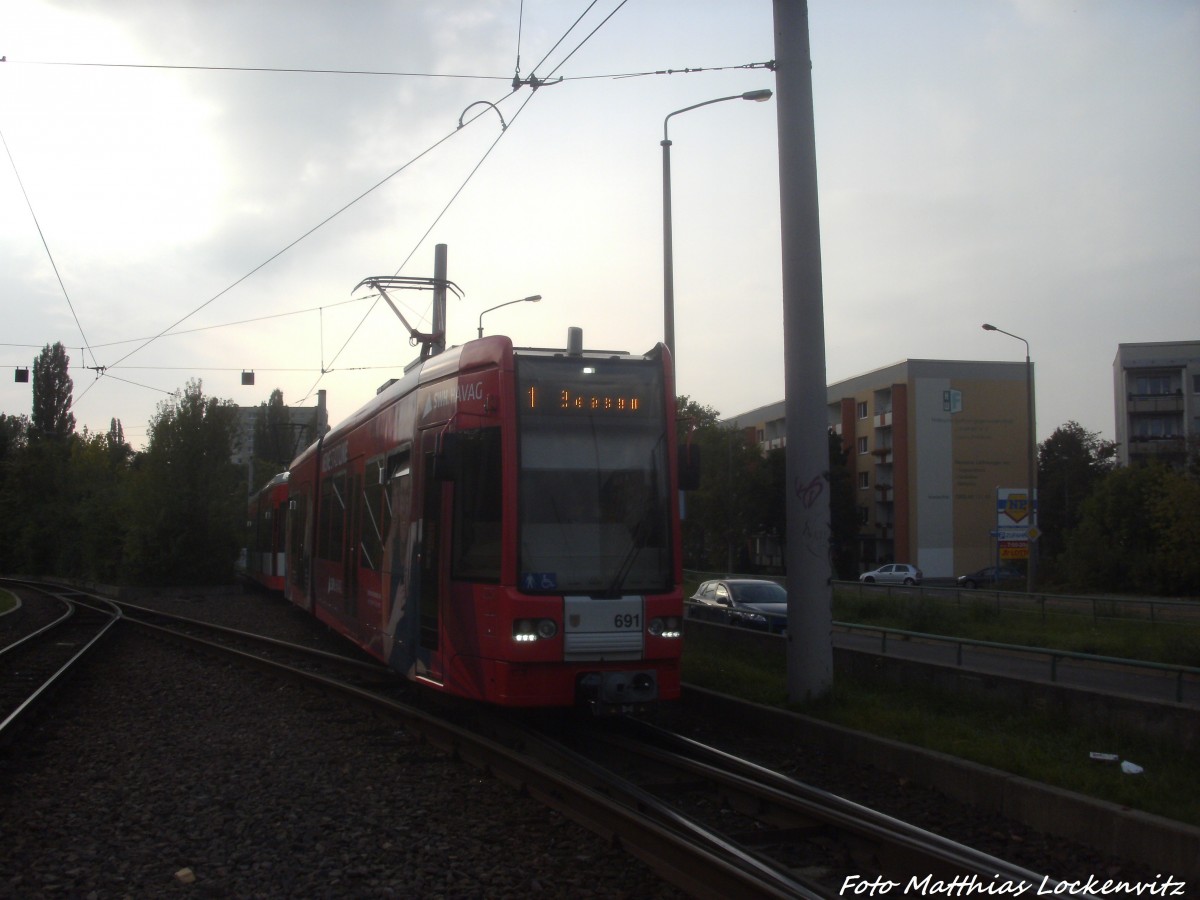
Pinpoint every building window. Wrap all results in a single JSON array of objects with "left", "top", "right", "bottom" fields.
[
  {"left": 857, "top": 436, "right": 869, "bottom": 454},
  {"left": 1133, "top": 374, "right": 1173, "bottom": 396},
  {"left": 856, "top": 401, "right": 868, "bottom": 419},
  {"left": 1193, "top": 374, "right": 1200, "bottom": 393},
  {"left": 858, "top": 472, "right": 870, "bottom": 490},
  {"left": 1133, "top": 416, "right": 1180, "bottom": 439},
  {"left": 858, "top": 505, "right": 870, "bottom": 525}
]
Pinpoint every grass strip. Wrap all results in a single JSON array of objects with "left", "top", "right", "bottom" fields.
[{"left": 681, "top": 627, "right": 1199, "bottom": 827}]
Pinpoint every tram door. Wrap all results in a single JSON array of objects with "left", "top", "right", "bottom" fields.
[
  {"left": 344, "top": 463, "right": 362, "bottom": 618},
  {"left": 287, "top": 487, "right": 312, "bottom": 609},
  {"left": 383, "top": 449, "right": 417, "bottom": 674},
  {"left": 415, "top": 429, "right": 445, "bottom": 682}
]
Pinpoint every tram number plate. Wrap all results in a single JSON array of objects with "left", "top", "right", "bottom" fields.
[{"left": 564, "top": 596, "right": 643, "bottom": 633}]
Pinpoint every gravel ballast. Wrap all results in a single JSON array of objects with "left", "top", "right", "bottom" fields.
[
  {"left": 0, "top": 588, "right": 684, "bottom": 899},
  {"left": 0, "top": 585, "right": 1179, "bottom": 896}
]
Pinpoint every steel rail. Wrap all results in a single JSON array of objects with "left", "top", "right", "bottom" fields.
[
  {"left": 115, "top": 601, "right": 392, "bottom": 676},
  {"left": 481, "top": 715, "right": 826, "bottom": 898},
  {"left": 0, "top": 586, "right": 122, "bottom": 740},
  {"left": 0, "top": 589, "right": 73, "bottom": 658},
  {"left": 609, "top": 719, "right": 1095, "bottom": 894},
  {"left": 105, "top": 610, "right": 813, "bottom": 898}
]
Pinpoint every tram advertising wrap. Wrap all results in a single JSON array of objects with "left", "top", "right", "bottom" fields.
[{"left": 268, "top": 333, "right": 685, "bottom": 713}]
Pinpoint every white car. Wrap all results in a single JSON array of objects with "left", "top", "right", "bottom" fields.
[{"left": 858, "top": 563, "right": 922, "bottom": 585}]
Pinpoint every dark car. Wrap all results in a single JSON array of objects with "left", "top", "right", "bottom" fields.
[
  {"left": 957, "top": 566, "right": 1022, "bottom": 588},
  {"left": 688, "top": 579, "right": 788, "bottom": 633}
]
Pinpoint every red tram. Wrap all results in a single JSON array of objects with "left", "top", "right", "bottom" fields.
[
  {"left": 244, "top": 471, "right": 289, "bottom": 592},
  {"left": 283, "top": 330, "right": 688, "bottom": 712}
]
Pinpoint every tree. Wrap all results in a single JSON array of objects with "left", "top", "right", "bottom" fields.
[
  {"left": 674, "top": 397, "right": 857, "bottom": 577},
  {"left": 105, "top": 418, "right": 132, "bottom": 468},
  {"left": 1063, "top": 462, "right": 1199, "bottom": 595},
  {"left": 3, "top": 343, "right": 76, "bottom": 573},
  {"left": 1148, "top": 473, "right": 1200, "bottom": 593},
  {"left": 0, "top": 414, "right": 28, "bottom": 475},
  {"left": 67, "top": 425, "right": 132, "bottom": 581},
  {"left": 1037, "top": 421, "right": 1118, "bottom": 573},
  {"left": 676, "top": 395, "right": 721, "bottom": 431},
  {"left": 31, "top": 342, "right": 75, "bottom": 442},
  {"left": 681, "top": 421, "right": 764, "bottom": 572},
  {"left": 253, "top": 388, "right": 299, "bottom": 474},
  {"left": 0, "top": 415, "right": 30, "bottom": 570},
  {"left": 676, "top": 396, "right": 761, "bottom": 570},
  {"left": 124, "top": 380, "right": 243, "bottom": 585}
]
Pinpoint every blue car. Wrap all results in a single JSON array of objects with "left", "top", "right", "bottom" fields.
[
  {"left": 957, "top": 566, "right": 1022, "bottom": 588},
  {"left": 688, "top": 579, "right": 788, "bottom": 634}
]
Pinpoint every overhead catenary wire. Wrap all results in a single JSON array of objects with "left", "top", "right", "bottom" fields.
[
  {"left": 513, "top": 0, "right": 526, "bottom": 88},
  {"left": 0, "top": 55, "right": 770, "bottom": 84},
  {"left": 7, "top": 0, "right": 662, "bottom": 417},
  {"left": 1, "top": 126, "right": 100, "bottom": 373},
  {"left": 538, "top": 0, "right": 631, "bottom": 84},
  {"left": 301, "top": 0, "right": 633, "bottom": 400},
  {"left": 3, "top": 59, "right": 514, "bottom": 81},
  {"left": 520, "top": 0, "right": 601, "bottom": 86},
  {"left": 0, "top": 295, "right": 376, "bottom": 353},
  {"left": 99, "top": 113, "right": 499, "bottom": 380},
  {"left": 311, "top": 85, "right": 539, "bottom": 397}
]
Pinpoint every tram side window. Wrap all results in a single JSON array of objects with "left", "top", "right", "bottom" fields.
[
  {"left": 360, "top": 458, "right": 385, "bottom": 570},
  {"left": 318, "top": 472, "right": 347, "bottom": 561},
  {"left": 383, "top": 450, "right": 407, "bottom": 545},
  {"left": 452, "top": 427, "right": 502, "bottom": 581},
  {"left": 384, "top": 449, "right": 410, "bottom": 582}
]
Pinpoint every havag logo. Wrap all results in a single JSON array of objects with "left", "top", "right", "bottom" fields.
[{"left": 421, "top": 380, "right": 484, "bottom": 419}]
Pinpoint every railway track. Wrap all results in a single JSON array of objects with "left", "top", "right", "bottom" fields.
[
  {"left": 1, "top": 581, "right": 1169, "bottom": 895},
  {"left": 115, "top": 596, "right": 399, "bottom": 688},
  {"left": 474, "top": 714, "right": 1101, "bottom": 899},
  {"left": 81, "top": 591, "right": 810, "bottom": 897},
  {"left": 0, "top": 581, "right": 991, "bottom": 896},
  {"left": 0, "top": 581, "right": 120, "bottom": 741}
]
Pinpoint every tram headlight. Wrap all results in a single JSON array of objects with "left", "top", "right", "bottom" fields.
[
  {"left": 512, "top": 618, "right": 558, "bottom": 643},
  {"left": 648, "top": 616, "right": 682, "bottom": 639}
]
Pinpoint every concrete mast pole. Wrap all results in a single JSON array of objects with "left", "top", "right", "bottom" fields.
[{"left": 774, "top": 0, "right": 833, "bottom": 701}]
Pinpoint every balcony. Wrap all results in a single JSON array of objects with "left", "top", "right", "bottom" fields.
[
  {"left": 874, "top": 410, "right": 893, "bottom": 429},
  {"left": 1126, "top": 392, "right": 1183, "bottom": 414},
  {"left": 1128, "top": 436, "right": 1186, "bottom": 459}
]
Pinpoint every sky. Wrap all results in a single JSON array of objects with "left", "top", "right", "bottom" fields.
[{"left": 1, "top": 0, "right": 1197, "bottom": 451}]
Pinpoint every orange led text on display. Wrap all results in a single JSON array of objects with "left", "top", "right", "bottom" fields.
[{"left": 525, "top": 386, "right": 642, "bottom": 413}]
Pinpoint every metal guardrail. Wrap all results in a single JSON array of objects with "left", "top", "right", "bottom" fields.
[
  {"left": 684, "top": 571, "right": 1200, "bottom": 625},
  {"left": 682, "top": 574, "right": 1200, "bottom": 705},
  {"left": 833, "top": 621, "right": 1200, "bottom": 704},
  {"left": 833, "top": 579, "right": 1200, "bottom": 625}
]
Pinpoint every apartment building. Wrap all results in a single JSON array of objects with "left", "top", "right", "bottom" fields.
[
  {"left": 728, "top": 359, "right": 1032, "bottom": 578},
  {"left": 1113, "top": 341, "right": 1200, "bottom": 469},
  {"left": 232, "top": 390, "right": 328, "bottom": 470}
]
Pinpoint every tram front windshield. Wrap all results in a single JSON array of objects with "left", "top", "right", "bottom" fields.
[{"left": 516, "top": 356, "right": 671, "bottom": 595}]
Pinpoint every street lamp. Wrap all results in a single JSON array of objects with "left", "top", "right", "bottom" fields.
[
  {"left": 478, "top": 295, "right": 541, "bottom": 339},
  {"left": 662, "top": 89, "right": 773, "bottom": 371},
  {"left": 983, "top": 323, "right": 1037, "bottom": 592}
]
